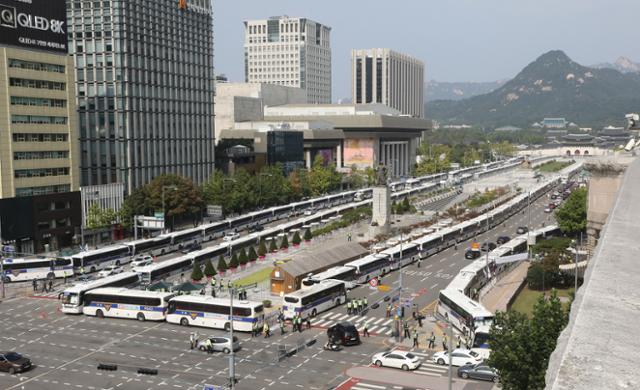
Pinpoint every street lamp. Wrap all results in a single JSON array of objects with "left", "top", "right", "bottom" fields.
[{"left": 162, "top": 185, "right": 178, "bottom": 232}]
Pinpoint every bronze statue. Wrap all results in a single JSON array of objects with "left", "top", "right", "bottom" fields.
[{"left": 375, "top": 163, "right": 387, "bottom": 186}]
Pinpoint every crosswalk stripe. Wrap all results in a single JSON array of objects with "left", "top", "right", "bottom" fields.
[
  {"left": 329, "top": 313, "right": 342, "bottom": 320},
  {"left": 353, "top": 383, "right": 386, "bottom": 389},
  {"left": 373, "top": 318, "right": 384, "bottom": 325},
  {"left": 314, "top": 320, "right": 329, "bottom": 327},
  {"left": 353, "top": 316, "right": 369, "bottom": 324},
  {"left": 368, "top": 326, "right": 379, "bottom": 333},
  {"left": 418, "top": 366, "right": 448, "bottom": 374},
  {"left": 383, "top": 328, "right": 392, "bottom": 335},
  {"left": 412, "top": 370, "right": 440, "bottom": 377},
  {"left": 337, "top": 314, "right": 350, "bottom": 321},
  {"left": 421, "top": 362, "right": 446, "bottom": 370},
  {"left": 408, "top": 351, "right": 432, "bottom": 357},
  {"left": 320, "top": 311, "right": 334, "bottom": 319},
  {"left": 381, "top": 318, "right": 394, "bottom": 326}
]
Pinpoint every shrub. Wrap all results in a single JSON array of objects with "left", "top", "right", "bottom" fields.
[
  {"left": 304, "top": 228, "right": 312, "bottom": 241},
  {"left": 269, "top": 239, "right": 278, "bottom": 252},
  {"left": 190, "top": 262, "right": 203, "bottom": 281},
  {"left": 262, "top": 299, "right": 272, "bottom": 308},
  {"left": 292, "top": 231, "right": 301, "bottom": 245},
  {"left": 280, "top": 234, "right": 289, "bottom": 249},
  {"left": 248, "top": 246, "right": 258, "bottom": 261},
  {"left": 229, "top": 253, "right": 239, "bottom": 269},
  {"left": 217, "top": 255, "right": 227, "bottom": 272},
  {"left": 239, "top": 248, "right": 248, "bottom": 265},
  {"left": 258, "top": 240, "right": 267, "bottom": 257},
  {"left": 203, "top": 259, "right": 216, "bottom": 277}
]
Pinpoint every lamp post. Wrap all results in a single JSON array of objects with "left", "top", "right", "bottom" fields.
[
  {"left": 162, "top": 185, "right": 178, "bottom": 233},
  {"left": 1, "top": 216, "right": 4, "bottom": 299}
]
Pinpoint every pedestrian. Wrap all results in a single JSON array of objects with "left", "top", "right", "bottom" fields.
[
  {"left": 63, "top": 271, "right": 68, "bottom": 285},
  {"left": 297, "top": 316, "right": 303, "bottom": 333},
  {"left": 263, "top": 322, "right": 270, "bottom": 338},
  {"left": 363, "top": 297, "right": 368, "bottom": 308},
  {"left": 252, "top": 322, "right": 260, "bottom": 338},
  {"left": 80, "top": 266, "right": 85, "bottom": 275},
  {"left": 428, "top": 332, "right": 435, "bottom": 349},
  {"left": 347, "top": 232, "right": 352, "bottom": 242},
  {"left": 32, "top": 279, "right": 37, "bottom": 292},
  {"left": 386, "top": 304, "right": 392, "bottom": 318},
  {"left": 465, "top": 337, "right": 471, "bottom": 350},
  {"left": 205, "top": 338, "right": 213, "bottom": 354},
  {"left": 210, "top": 277, "right": 216, "bottom": 292},
  {"left": 227, "top": 279, "right": 232, "bottom": 291},
  {"left": 417, "top": 258, "right": 422, "bottom": 268},
  {"left": 456, "top": 335, "right": 461, "bottom": 349},
  {"left": 306, "top": 317, "right": 311, "bottom": 330},
  {"left": 219, "top": 278, "right": 224, "bottom": 292},
  {"left": 42, "top": 279, "right": 48, "bottom": 293},
  {"left": 417, "top": 315, "right": 423, "bottom": 328},
  {"left": 211, "top": 287, "right": 216, "bottom": 297},
  {"left": 346, "top": 300, "right": 352, "bottom": 315},
  {"left": 280, "top": 320, "right": 286, "bottom": 335},
  {"left": 413, "top": 329, "right": 419, "bottom": 348},
  {"left": 363, "top": 325, "right": 370, "bottom": 337},
  {"left": 189, "top": 333, "right": 196, "bottom": 349},
  {"left": 403, "top": 321, "right": 410, "bottom": 339},
  {"left": 355, "top": 299, "right": 360, "bottom": 314},
  {"left": 200, "top": 288, "right": 205, "bottom": 295},
  {"left": 443, "top": 336, "right": 448, "bottom": 351}
]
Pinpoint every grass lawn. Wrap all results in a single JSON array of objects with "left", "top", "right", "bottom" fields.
[
  {"left": 233, "top": 267, "right": 273, "bottom": 287},
  {"left": 510, "top": 286, "right": 574, "bottom": 317},
  {"left": 537, "top": 160, "right": 573, "bottom": 173}
]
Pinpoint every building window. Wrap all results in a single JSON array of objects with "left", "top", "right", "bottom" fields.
[
  {"left": 9, "top": 78, "right": 66, "bottom": 91},
  {"left": 14, "top": 151, "right": 69, "bottom": 160},
  {"left": 8, "top": 59, "right": 65, "bottom": 73},
  {"left": 12, "top": 133, "right": 69, "bottom": 142},
  {"left": 15, "top": 185, "right": 71, "bottom": 198},
  {"left": 14, "top": 167, "right": 70, "bottom": 179},
  {"left": 11, "top": 115, "right": 67, "bottom": 125},
  {"left": 10, "top": 96, "right": 66, "bottom": 108}
]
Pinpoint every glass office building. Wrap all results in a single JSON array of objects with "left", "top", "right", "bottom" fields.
[{"left": 67, "top": 0, "right": 215, "bottom": 193}]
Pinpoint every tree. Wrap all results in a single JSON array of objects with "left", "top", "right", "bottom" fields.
[
  {"left": 269, "top": 239, "right": 278, "bottom": 252},
  {"left": 488, "top": 291, "right": 568, "bottom": 390},
  {"left": 190, "top": 262, "right": 203, "bottom": 281},
  {"left": 86, "top": 202, "right": 118, "bottom": 230},
  {"left": 307, "top": 154, "right": 342, "bottom": 196},
  {"left": 203, "top": 259, "right": 216, "bottom": 278},
  {"left": 280, "top": 234, "right": 289, "bottom": 249},
  {"left": 146, "top": 174, "right": 205, "bottom": 229},
  {"left": 229, "top": 253, "right": 239, "bottom": 269},
  {"left": 304, "top": 228, "right": 312, "bottom": 241},
  {"left": 248, "top": 246, "right": 258, "bottom": 261},
  {"left": 258, "top": 240, "right": 267, "bottom": 257},
  {"left": 217, "top": 255, "right": 227, "bottom": 273},
  {"left": 527, "top": 263, "right": 545, "bottom": 290},
  {"left": 292, "top": 231, "right": 302, "bottom": 245},
  {"left": 119, "top": 186, "right": 152, "bottom": 228},
  {"left": 238, "top": 248, "right": 248, "bottom": 266},
  {"left": 555, "top": 187, "right": 587, "bottom": 235}
]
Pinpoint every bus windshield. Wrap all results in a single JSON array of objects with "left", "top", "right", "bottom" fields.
[
  {"left": 63, "top": 292, "right": 79, "bottom": 305},
  {"left": 284, "top": 297, "right": 299, "bottom": 304}
]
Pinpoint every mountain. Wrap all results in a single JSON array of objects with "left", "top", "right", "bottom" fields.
[
  {"left": 426, "top": 80, "right": 506, "bottom": 101},
  {"left": 591, "top": 56, "right": 640, "bottom": 74},
  {"left": 427, "top": 50, "right": 640, "bottom": 128}
]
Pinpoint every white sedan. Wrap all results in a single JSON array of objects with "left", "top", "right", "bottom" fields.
[
  {"left": 371, "top": 350, "right": 421, "bottom": 371},
  {"left": 97, "top": 264, "right": 124, "bottom": 278},
  {"left": 432, "top": 348, "right": 483, "bottom": 367}
]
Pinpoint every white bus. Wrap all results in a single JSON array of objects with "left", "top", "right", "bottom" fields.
[
  {"left": 60, "top": 272, "right": 141, "bottom": 314},
  {"left": 82, "top": 288, "right": 175, "bottom": 321},
  {"left": 283, "top": 280, "right": 347, "bottom": 320},
  {"left": 71, "top": 245, "right": 131, "bottom": 273},
  {"left": 166, "top": 296, "right": 264, "bottom": 332},
  {"left": 135, "top": 256, "right": 194, "bottom": 285},
  {"left": 1, "top": 257, "right": 73, "bottom": 283},
  {"left": 437, "top": 288, "right": 494, "bottom": 336},
  {"left": 344, "top": 254, "right": 392, "bottom": 284},
  {"left": 301, "top": 266, "right": 357, "bottom": 290}
]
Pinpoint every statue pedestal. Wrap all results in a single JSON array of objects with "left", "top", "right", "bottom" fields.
[{"left": 370, "top": 185, "right": 391, "bottom": 236}]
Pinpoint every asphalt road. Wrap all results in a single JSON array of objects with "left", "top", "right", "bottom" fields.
[{"left": 0, "top": 183, "right": 557, "bottom": 390}]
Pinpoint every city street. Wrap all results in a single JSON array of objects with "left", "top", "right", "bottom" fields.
[{"left": 0, "top": 183, "right": 554, "bottom": 390}]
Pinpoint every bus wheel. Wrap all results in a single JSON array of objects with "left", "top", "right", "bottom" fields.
[
  {"left": 96, "top": 309, "right": 104, "bottom": 319},
  {"left": 180, "top": 318, "right": 189, "bottom": 326},
  {"left": 311, "top": 309, "right": 317, "bottom": 318},
  {"left": 224, "top": 322, "right": 231, "bottom": 332},
  {"left": 137, "top": 313, "right": 146, "bottom": 322}
]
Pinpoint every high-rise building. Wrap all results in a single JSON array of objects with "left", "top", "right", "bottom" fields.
[
  {"left": 351, "top": 48, "right": 424, "bottom": 118},
  {"left": 244, "top": 16, "right": 331, "bottom": 104},
  {"left": 67, "top": 0, "right": 215, "bottom": 193},
  {"left": 0, "top": 0, "right": 81, "bottom": 253}
]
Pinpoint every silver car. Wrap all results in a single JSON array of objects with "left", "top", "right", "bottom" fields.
[{"left": 196, "top": 336, "right": 240, "bottom": 354}]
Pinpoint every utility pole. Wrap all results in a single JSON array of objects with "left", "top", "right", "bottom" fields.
[
  {"left": 1, "top": 216, "right": 4, "bottom": 299},
  {"left": 398, "top": 231, "right": 404, "bottom": 341},
  {"left": 447, "top": 318, "right": 453, "bottom": 390},
  {"left": 229, "top": 286, "right": 236, "bottom": 389}
]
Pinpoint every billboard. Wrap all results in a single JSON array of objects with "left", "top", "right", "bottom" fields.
[
  {"left": 0, "top": 0, "right": 68, "bottom": 54},
  {"left": 344, "top": 138, "right": 375, "bottom": 167}
]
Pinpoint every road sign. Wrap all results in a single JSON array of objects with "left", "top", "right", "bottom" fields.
[
  {"left": 207, "top": 205, "right": 223, "bottom": 218},
  {"left": 369, "top": 278, "right": 379, "bottom": 288},
  {"left": 2, "top": 245, "right": 15, "bottom": 253},
  {"left": 154, "top": 212, "right": 165, "bottom": 219},
  {"left": 137, "top": 216, "right": 165, "bottom": 230}
]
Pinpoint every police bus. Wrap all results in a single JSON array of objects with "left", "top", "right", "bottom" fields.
[
  {"left": 282, "top": 280, "right": 347, "bottom": 319},
  {"left": 1, "top": 257, "right": 73, "bottom": 283},
  {"left": 166, "top": 296, "right": 264, "bottom": 332},
  {"left": 82, "top": 287, "right": 175, "bottom": 321},
  {"left": 60, "top": 272, "right": 140, "bottom": 314},
  {"left": 135, "top": 256, "right": 194, "bottom": 285},
  {"left": 437, "top": 288, "right": 494, "bottom": 336},
  {"left": 70, "top": 245, "right": 131, "bottom": 273},
  {"left": 344, "top": 254, "right": 392, "bottom": 284},
  {"left": 300, "top": 266, "right": 357, "bottom": 290}
]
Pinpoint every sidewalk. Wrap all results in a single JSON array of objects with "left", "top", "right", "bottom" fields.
[{"left": 480, "top": 261, "right": 529, "bottom": 312}]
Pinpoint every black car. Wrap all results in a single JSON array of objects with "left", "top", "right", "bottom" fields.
[
  {"left": 465, "top": 249, "right": 481, "bottom": 259},
  {"left": 327, "top": 322, "right": 360, "bottom": 346},
  {"left": 247, "top": 224, "right": 264, "bottom": 233},
  {"left": 0, "top": 352, "right": 32, "bottom": 375},
  {"left": 181, "top": 242, "right": 202, "bottom": 254},
  {"left": 457, "top": 363, "right": 499, "bottom": 383},
  {"left": 496, "top": 236, "right": 510, "bottom": 245},
  {"left": 481, "top": 242, "right": 497, "bottom": 252},
  {"left": 516, "top": 226, "right": 529, "bottom": 234}
]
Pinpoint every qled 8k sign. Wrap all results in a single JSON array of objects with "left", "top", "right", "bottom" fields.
[{"left": 0, "top": 0, "right": 67, "bottom": 54}]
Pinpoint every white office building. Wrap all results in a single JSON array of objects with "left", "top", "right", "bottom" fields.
[
  {"left": 351, "top": 49, "right": 424, "bottom": 118},
  {"left": 244, "top": 16, "right": 332, "bottom": 104}
]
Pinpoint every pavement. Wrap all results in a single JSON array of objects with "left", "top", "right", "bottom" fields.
[{"left": 480, "top": 261, "right": 530, "bottom": 313}]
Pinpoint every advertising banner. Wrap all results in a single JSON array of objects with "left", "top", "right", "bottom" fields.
[
  {"left": 344, "top": 138, "right": 375, "bottom": 167},
  {"left": 0, "top": 0, "right": 68, "bottom": 54}
]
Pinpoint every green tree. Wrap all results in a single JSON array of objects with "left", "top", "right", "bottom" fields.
[
  {"left": 203, "top": 259, "right": 216, "bottom": 278},
  {"left": 217, "top": 255, "right": 227, "bottom": 273},
  {"left": 555, "top": 187, "right": 587, "bottom": 235},
  {"left": 147, "top": 174, "right": 205, "bottom": 229},
  {"left": 292, "top": 231, "right": 301, "bottom": 245},
  {"left": 280, "top": 234, "right": 289, "bottom": 249},
  {"left": 248, "top": 246, "right": 258, "bottom": 261},
  {"left": 238, "top": 248, "right": 248, "bottom": 266},
  {"left": 269, "top": 239, "right": 278, "bottom": 252},
  {"left": 190, "top": 262, "right": 203, "bottom": 281},
  {"left": 303, "top": 228, "right": 312, "bottom": 241},
  {"left": 527, "top": 263, "right": 545, "bottom": 290},
  {"left": 119, "top": 186, "right": 152, "bottom": 228},
  {"left": 307, "top": 154, "right": 342, "bottom": 196},
  {"left": 229, "top": 253, "right": 239, "bottom": 269},
  {"left": 258, "top": 240, "right": 267, "bottom": 257}
]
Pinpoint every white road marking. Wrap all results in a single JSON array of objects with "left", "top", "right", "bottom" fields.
[{"left": 353, "top": 383, "right": 387, "bottom": 389}]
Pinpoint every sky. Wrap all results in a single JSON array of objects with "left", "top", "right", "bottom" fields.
[{"left": 214, "top": 0, "right": 640, "bottom": 101}]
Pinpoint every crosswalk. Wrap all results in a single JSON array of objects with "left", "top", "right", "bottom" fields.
[
  {"left": 409, "top": 351, "right": 450, "bottom": 377},
  {"left": 313, "top": 311, "right": 396, "bottom": 336}
]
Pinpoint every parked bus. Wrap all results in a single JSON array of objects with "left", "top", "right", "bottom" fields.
[
  {"left": 60, "top": 272, "right": 141, "bottom": 314},
  {"left": 1, "top": 257, "right": 73, "bottom": 283},
  {"left": 301, "top": 266, "right": 357, "bottom": 290},
  {"left": 82, "top": 287, "right": 175, "bottom": 321},
  {"left": 125, "top": 236, "right": 172, "bottom": 257},
  {"left": 166, "top": 296, "right": 264, "bottom": 332},
  {"left": 437, "top": 288, "right": 494, "bottom": 336},
  {"left": 70, "top": 245, "right": 131, "bottom": 273},
  {"left": 344, "top": 254, "right": 392, "bottom": 284},
  {"left": 282, "top": 280, "right": 347, "bottom": 319},
  {"left": 135, "top": 256, "right": 194, "bottom": 285}
]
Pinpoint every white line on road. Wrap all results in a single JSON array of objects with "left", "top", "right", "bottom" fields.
[
  {"left": 373, "top": 318, "right": 385, "bottom": 325},
  {"left": 430, "top": 283, "right": 439, "bottom": 289},
  {"left": 353, "top": 383, "right": 387, "bottom": 389}
]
